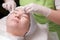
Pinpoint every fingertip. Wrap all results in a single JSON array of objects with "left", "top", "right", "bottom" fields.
[{"left": 2, "top": 3, "right": 6, "bottom": 8}]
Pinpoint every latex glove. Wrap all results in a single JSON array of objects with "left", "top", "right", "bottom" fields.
[
  {"left": 24, "top": 3, "right": 51, "bottom": 17},
  {"left": 2, "top": 1, "right": 16, "bottom": 12}
]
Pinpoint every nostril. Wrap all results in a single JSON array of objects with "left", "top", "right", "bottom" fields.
[
  {"left": 17, "top": 16, "right": 19, "bottom": 18},
  {"left": 15, "top": 15, "right": 20, "bottom": 19}
]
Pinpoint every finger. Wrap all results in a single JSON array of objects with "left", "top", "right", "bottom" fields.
[
  {"left": 14, "top": 11, "right": 20, "bottom": 14},
  {"left": 24, "top": 5, "right": 32, "bottom": 13},
  {"left": 2, "top": 3, "right": 7, "bottom": 10},
  {"left": 10, "top": 10, "right": 15, "bottom": 14},
  {"left": 15, "top": 7, "right": 25, "bottom": 14},
  {"left": 2, "top": 3, "right": 5, "bottom": 8},
  {"left": 15, "top": 7, "right": 20, "bottom": 11},
  {"left": 15, "top": 6, "right": 24, "bottom": 11},
  {"left": 11, "top": 5, "right": 16, "bottom": 11},
  {"left": 24, "top": 6, "right": 33, "bottom": 13},
  {"left": 27, "top": 8, "right": 34, "bottom": 13},
  {"left": 7, "top": 4, "right": 12, "bottom": 11}
]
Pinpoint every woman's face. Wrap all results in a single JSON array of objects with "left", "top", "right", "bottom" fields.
[
  {"left": 6, "top": 10, "right": 30, "bottom": 36},
  {"left": 7, "top": 10, "right": 30, "bottom": 27}
]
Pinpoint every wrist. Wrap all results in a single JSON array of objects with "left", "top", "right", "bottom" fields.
[{"left": 37, "top": 5, "right": 51, "bottom": 17}]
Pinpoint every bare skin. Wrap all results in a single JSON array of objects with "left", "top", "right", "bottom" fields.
[{"left": 47, "top": 10, "right": 60, "bottom": 25}]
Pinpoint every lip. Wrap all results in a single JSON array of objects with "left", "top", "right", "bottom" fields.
[{"left": 12, "top": 18, "right": 19, "bottom": 23}]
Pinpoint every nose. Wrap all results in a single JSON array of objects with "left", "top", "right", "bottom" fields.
[
  {"left": 16, "top": 13, "right": 21, "bottom": 16},
  {"left": 15, "top": 13, "right": 22, "bottom": 19}
]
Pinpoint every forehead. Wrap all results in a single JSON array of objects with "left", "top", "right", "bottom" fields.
[{"left": 9, "top": 10, "right": 25, "bottom": 15}]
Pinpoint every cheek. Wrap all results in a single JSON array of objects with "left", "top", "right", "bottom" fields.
[
  {"left": 18, "top": 17, "right": 30, "bottom": 27},
  {"left": 6, "top": 19, "right": 18, "bottom": 27}
]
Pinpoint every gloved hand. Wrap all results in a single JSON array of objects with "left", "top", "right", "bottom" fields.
[
  {"left": 2, "top": 0, "right": 16, "bottom": 12},
  {"left": 24, "top": 3, "right": 51, "bottom": 17}
]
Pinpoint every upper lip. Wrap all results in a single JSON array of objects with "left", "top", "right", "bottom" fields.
[{"left": 12, "top": 18, "right": 19, "bottom": 23}]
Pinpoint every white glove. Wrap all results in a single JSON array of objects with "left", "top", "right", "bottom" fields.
[
  {"left": 24, "top": 3, "right": 51, "bottom": 17},
  {"left": 2, "top": 0, "right": 16, "bottom": 12}
]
